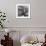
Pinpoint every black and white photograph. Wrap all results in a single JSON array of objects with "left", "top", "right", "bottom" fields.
[{"left": 16, "top": 4, "right": 30, "bottom": 18}]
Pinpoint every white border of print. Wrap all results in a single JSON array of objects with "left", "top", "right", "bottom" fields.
[{"left": 16, "top": 4, "right": 30, "bottom": 18}]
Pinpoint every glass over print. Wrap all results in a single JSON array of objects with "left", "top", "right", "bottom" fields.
[{"left": 16, "top": 4, "right": 30, "bottom": 18}]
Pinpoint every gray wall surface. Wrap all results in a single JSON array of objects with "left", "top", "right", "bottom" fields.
[
  {"left": 0, "top": 0, "right": 46, "bottom": 27},
  {"left": 0, "top": 0, "right": 46, "bottom": 46}
]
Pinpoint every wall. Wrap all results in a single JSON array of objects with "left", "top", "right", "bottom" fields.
[
  {"left": 0, "top": 0, "right": 46, "bottom": 28},
  {"left": 0, "top": 0, "right": 46, "bottom": 46}
]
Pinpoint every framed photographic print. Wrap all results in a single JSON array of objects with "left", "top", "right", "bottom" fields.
[{"left": 16, "top": 4, "right": 30, "bottom": 18}]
